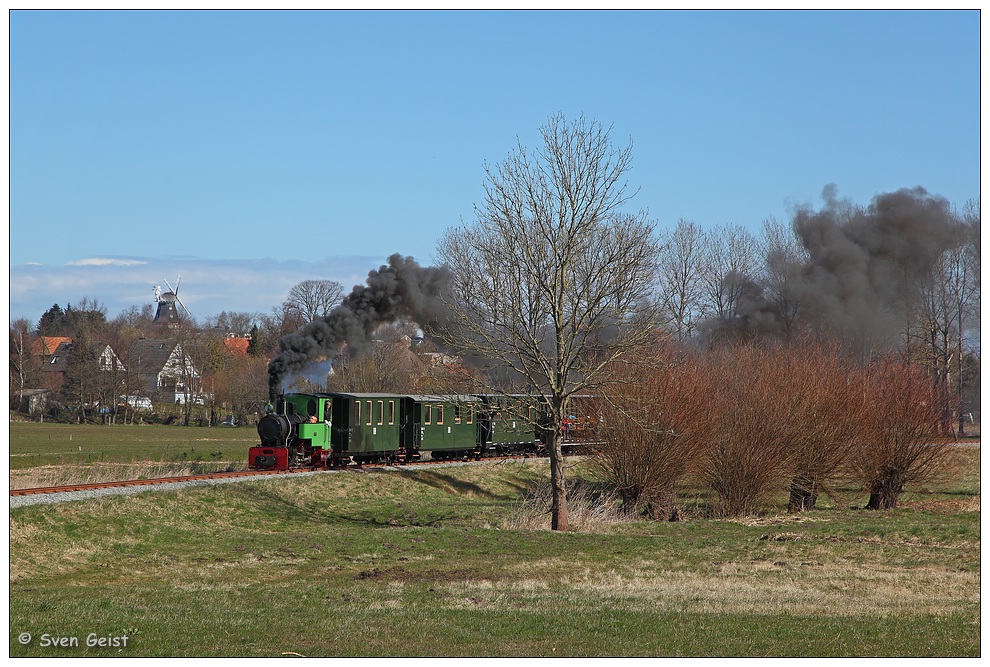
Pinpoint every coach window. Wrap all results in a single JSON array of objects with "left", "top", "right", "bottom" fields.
[
  {"left": 354, "top": 400, "right": 361, "bottom": 425},
  {"left": 468, "top": 404, "right": 474, "bottom": 424},
  {"left": 388, "top": 401, "right": 395, "bottom": 425},
  {"left": 377, "top": 401, "right": 384, "bottom": 425},
  {"left": 437, "top": 405, "right": 444, "bottom": 425},
  {"left": 454, "top": 404, "right": 462, "bottom": 424},
  {"left": 425, "top": 405, "right": 432, "bottom": 425},
  {"left": 366, "top": 400, "right": 373, "bottom": 426}
]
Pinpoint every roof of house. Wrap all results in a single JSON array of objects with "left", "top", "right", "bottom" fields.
[
  {"left": 32, "top": 336, "right": 72, "bottom": 356},
  {"left": 45, "top": 341, "right": 73, "bottom": 373},
  {"left": 43, "top": 341, "right": 125, "bottom": 374},
  {"left": 223, "top": 337, "right": 250, "bottom": 356},
  {"left": 128, "top": 338, "right": 180, "bottom": 374}
]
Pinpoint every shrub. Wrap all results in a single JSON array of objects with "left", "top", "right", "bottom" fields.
[
  {"left": 591, "top": 340, "right": 713, "bottom": 520},
  {"left": 504, "top": 479, "right": 625, "bottom": 531},
  {"left": 699, "top": 343, "right": 793, "bottom": 517},
  {"left": 850, "top": 358, "right": 952, "bottom": 510},
  {"left": 778, "top": 339, "right": 866, "bottom": 512}
]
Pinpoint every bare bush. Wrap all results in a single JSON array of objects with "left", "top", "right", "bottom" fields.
[
  {"left": 700, "top": 343, "right": 793, "bottom": 517},
  {"left": 850, "top": 358, "right": 952, "bottom": 510},
  {"left": 779, "top": 339, "right": 866, "bottom": 512},
  {"left": 591, "top": 340, "right": 713, "bottom": 520}
]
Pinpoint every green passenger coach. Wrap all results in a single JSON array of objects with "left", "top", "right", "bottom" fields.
[
  {"left": 330, "top": 393, "right": 415, "bottom": 465},
  {"left": 480, "top": 394, "right": 542, "bottom": 456},
  {"left": 410, "top": 395, "right": 481, "bottom": 461}
]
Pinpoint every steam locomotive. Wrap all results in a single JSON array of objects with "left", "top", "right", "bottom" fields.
[{"left": 249, "top": 392, "right": 595, "bottom": 470}]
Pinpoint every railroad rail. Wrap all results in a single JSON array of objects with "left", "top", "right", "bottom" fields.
[
  {"left": 8, "top": 468, "right": 319, "bottom": 497},
  {"left": 8, "top": 455, "right": 542, "bottom": 498}
]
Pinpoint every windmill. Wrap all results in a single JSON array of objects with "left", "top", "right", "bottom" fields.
[{"left": 153, "top": 275, "right": 193, "bottom": 326}]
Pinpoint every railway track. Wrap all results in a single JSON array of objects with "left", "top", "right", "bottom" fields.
[
  {"left": 8, "top": 454, "right": 545, "bottom": 499},
  {"left": 8, "top": 468, "right": 320, "bottom": 497}
]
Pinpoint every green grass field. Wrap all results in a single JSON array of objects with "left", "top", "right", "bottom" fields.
[
  {"left": 9, "top": 421, "right": 256, "bottom": 469},
  {"left": 7, "top": 422, "right": 981, "bottom": 657},
  {"left": 9, "top": 422, "right": 255, "bottom": 488}
]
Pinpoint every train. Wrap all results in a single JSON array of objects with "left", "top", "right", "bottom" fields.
[{"left": 248, "top": 392, "right": 597, "bottom": 470}]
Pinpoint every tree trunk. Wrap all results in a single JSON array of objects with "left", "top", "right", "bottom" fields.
[
  {"left": 641, "top": 485, "right": 680, "bottom": 521},
  {"left": 548, "top": 429, "right": 569, "bottom": 531},
  {"left": 787, "top": 474, "right": 820, "bottom": 512},
  {"left": 865, "top": 470, "right": 903, "bottom": 510}
]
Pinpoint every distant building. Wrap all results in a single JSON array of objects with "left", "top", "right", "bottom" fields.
[
  {"left": 14, "top": 388, "right": 54, "bottom": 416},
  {"left": 33, "top": 338, "right": 124, "bottom": 391},
  {"left": 222, "top": 333, "right": 251, "bottom": 357},
  {"left": 128, "top": 338, "right": 201, "bottom": 404},
  {"left": 31, "top": 336, "right": 72, "bottom": 358}
]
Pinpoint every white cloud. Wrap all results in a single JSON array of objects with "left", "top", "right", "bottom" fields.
[{"left": 66, "top": 257, "right": 149, "bottom": 267}]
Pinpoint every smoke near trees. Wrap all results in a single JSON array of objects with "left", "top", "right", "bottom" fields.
[
  {"left": 592, "top": 185, "right": 979, "bottom": 520},
  {"left": 696, "top": 185, "right": 975, "bottom": 351},
  {"left": 266, "top": 254, "right": 451, "bottom": 397}
]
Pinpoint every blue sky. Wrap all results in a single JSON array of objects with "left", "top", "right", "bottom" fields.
[{"left": 9, "top": 9, "right": 981, "bottom": 326}]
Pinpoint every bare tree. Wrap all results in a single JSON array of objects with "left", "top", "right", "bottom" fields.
[
  {"left": 326, "top": 324, "right": 427, "bottom": 394},
  {"left": 656, "top": 219, "right": 707, "bottom": 340},
  {"left": 111, "top": 304, "right": 155, "bottom": 331},
  {"left": 700, "top": 223, "right": 760, "bottom": 323},
  {"left": 959, "top": 199, "right": 981, "bottom": 432},
  {"left": 284, "top": 280, "right": 345, "bottom": 322},
  {"left": 167, "top": 327, "right": 206, "bottom": 426},
  {"left": 9, "top": 319, "right": 40, "bottom": 412},
  {"left": 436, "top": 113, "right": 661, "bottom": 531},
  {"left": 254, "top": 303, "right": 308, "bottom": 358},
  {"left": 757, "top": 216, "right": 807, "bottom": 340},
  {"left": 210, "top": 353, "right": 269, "bottom": 425},
  {"left": 204, "top": 310, "right": 259, "bottom": 334},
  {"left": 918, "top": 241, "right": 969, "bottom": 432}
]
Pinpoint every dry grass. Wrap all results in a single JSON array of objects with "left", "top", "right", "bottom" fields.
[
  {"left": 501, "top": 478, "right": 631, "bottom": 531},
  {"left": 438, "top": 556, "right": 979, "bottom": 618},
  {"left": 8, "top": 460, "right": 248, "bottom": 490}
]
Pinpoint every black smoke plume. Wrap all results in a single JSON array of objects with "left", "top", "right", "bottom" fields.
[
  {"left": 268, "top": 254, "right": 451, "bottom": 397},
  {"left": 704, "top": 186, "right": 967, "bottom": 346}
]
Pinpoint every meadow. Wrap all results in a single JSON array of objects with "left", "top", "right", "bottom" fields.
[
  {"left": 7, "top": 422, "right": 981, "bottom": 657},
  {"left": 9, "top": 421, "right": 253, "bottom": 488}
]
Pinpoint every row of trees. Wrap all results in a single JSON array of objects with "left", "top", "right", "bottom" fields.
[
  {"left": 592, "top": 338, "right": 951, "bottom": 519},
  {"left": 655, "top": 203, "right": 980, "bottom": 400}
]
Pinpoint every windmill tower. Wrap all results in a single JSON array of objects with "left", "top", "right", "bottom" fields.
[{"left": 153, "top": 276, "right": 192, "bottom": 328}]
